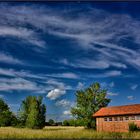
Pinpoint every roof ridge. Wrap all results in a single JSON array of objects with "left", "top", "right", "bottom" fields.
[{"left": 104, "top": 103, "right": 140, "bottom": 108}]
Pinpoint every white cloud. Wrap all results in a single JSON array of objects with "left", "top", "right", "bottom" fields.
[
  {"left": 109, "top": 82, "right": 115, "bottom": 88},
  {"left": 76, "top": 82, "right": 84, "bottom": 90},
  {"left": 0, "top": 52, "right": 22, "bottom": 64},
  {"left": 0, "top": 77, "right": 38, "bottom": 91},
  {"left": 63, "top": 110, "right": 71, "bottom": 115},
  {"left": 127, "top": 95, "right": 135, "bottom": 100},
  {"left": 107, "top": 92, "right": 118, "bottom": 96},
  {"left": 0, "top": 68, "right": 16, "bottom": 76},
  {"left": 46, "top": 72, "right": 79, "bottom": 79},
  {"left": 130, "top": 84, "right": 138, "bottom": 90},
  {"left": 0, "top": 4, "right": 140, "bottom": 71},
  {"left": 9, "top": 103, "right": 20, "bottom": 108},
  {"left": 46, "top": 88, "right": 66, "bottom": 100},
  {"left": 88, "top": 70, "right": 122, "bottom": 78},
  {"left": 0, "top": 26, "right": 30, "bottom": 37},
  {"left": 0, "top": 68, "right": 73, "bottom": 94},
  {"left": 58, "top": 58, "right": 127, "bottom": 70},
  {"left": 46, "top": 79, "right": 72, "bottom": 90},
  {"left": 101, "top": 82, "right": 115, "bottom": 89},
  {"left": 55, "top": 99, "right": 70, "bottom": 107},
  {"left": 104, "top": 71, "right": 122, "bottom": 77},
  {"left": 0, "top": 68, "right": 46, "bottom": 80},
  {"left": 0, "top": 26, "right": 45, "bottom": 47}
]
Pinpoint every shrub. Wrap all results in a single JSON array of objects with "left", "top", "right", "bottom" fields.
[{"left": 129, "top": 122, "right": 140, "bottom": 132}]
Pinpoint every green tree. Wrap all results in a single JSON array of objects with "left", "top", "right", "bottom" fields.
[
  {"left": 18, "top": 96, "right": 46, "bottom": 129},
  {"left": 0, "top": 98, "right": 17, "bottom": 126},
  {"left": 63, "top": 120, "right": 70, "bottom": 126},
  {"left": 71, "top": 82, "right": 111, "bottom": 128},
  {"left": 62, "top": 119, "right": 85, "bottom": 127},
  {"left": 48, "top": 119, "right": 55, "bottom": 126},
  {"left": 26, "top": 96, "right": 39, "bottom": 128}
]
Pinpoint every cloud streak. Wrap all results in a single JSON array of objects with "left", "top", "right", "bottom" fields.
[
  {"left": 0, "top": 77, "right": 38, "bottom": 91},
  {"left": 0, "top": 52, "right": 23, "bottom": 64},
  {"left": 0, "top": 4, "right": 139, "bottom": 71},
  {"left": 0, "top": 26, "right": 45, "bottom": 48}
]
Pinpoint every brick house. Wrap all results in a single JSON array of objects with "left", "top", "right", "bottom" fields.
[{"left": 93, "top": 104, "right": 140, "bottom": 132}]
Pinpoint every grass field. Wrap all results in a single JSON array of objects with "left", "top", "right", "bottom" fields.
[{"left": 0, "top": 126, "right": 140, "bottom": 139}]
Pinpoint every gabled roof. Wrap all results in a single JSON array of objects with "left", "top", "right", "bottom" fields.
[{"left": 93, "top": 104, "right": 140, "bottom": 117}]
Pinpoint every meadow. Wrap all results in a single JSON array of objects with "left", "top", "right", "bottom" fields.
[{"left": 0, "top": 126, "right": 140, "bottom": 139}]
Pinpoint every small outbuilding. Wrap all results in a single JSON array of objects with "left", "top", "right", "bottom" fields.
[{"left": 93, "top": 104, "right": 140, "bottom": 132}]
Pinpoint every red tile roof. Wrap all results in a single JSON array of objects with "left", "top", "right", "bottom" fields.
[{"left": 93, "top": 104, "right": 140, "bottom": 117}]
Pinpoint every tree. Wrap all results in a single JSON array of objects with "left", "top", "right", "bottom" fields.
[
  {"left": 0, "top": 98, "right": 17, "bottom": 126},
  {"left": 62, "top": 119, "right": 85, "bottom": 127},
  {"left": 48, "top": 119, "right": 55, "bottom": 126},
  {"left": 26, "top": 96, "right": 39, "bottom": 128},
  {"left": 71, "top": 82, "right": 111, "bottom": 128},
  {"left": 63, "top": 120, "right": 70, "bottom": 126},
  {"left": 18, "top": 96, "right": 46, "bottom": 129}
]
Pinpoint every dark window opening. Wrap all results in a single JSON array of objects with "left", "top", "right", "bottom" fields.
[
  {"left": 114, "top": 117, "right": 118, "bottom": 121},
  {"left": 109, "top": 117, "right": 112, "bottom": 121},
  {"left": 120, "top": 117, "right": 123, "bottom": 121},
  {"left": 104, "top": 117, "right": 107, "bottom": 121},
  {"left": 125, "top": 116, "right": 129, "bottom": 120},
  {"left": 131, "top": 116, "right": 135, "bottom": 120}
]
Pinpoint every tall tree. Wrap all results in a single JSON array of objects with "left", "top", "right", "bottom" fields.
[
  {"left": 71, "top": 82, "right": 111, "bottom": 128},
  {"left": 18, "top": 96, "right": 46, "bottom": 129}
]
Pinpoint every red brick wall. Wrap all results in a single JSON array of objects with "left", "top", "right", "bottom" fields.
[{"left": 96, "top": 116, "right": 140, "bottom": 132}]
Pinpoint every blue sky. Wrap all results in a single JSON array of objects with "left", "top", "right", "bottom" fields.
[{"left": 0, "top": 2, "right": 140, "bottom": 121}]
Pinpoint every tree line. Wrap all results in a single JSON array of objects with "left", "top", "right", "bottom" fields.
[
  {"left": 0, "top": 82, "right": 111, "bottom": 129},
  {"left": 0, "top": 96, "right": 46, "bottom": 129}
]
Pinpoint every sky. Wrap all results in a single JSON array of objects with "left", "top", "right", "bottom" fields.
[{"left": 0, "top": 2, "right": 140, "bottom": 121}]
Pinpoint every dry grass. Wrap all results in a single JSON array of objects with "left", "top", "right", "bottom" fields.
[{"left": 0, "top": 126, "right": 140, "bottom": 139}]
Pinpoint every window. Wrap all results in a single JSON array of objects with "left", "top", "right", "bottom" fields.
[
  {"left": 120, "top": 117, "right": 123, "bottom": 121},
  {"left": 131, "top": 116, "right": 135, "bottom": 120},
  {"left": 109, "top": 117, "right": 112, "bottom": 121},
  {"left": 136, "top": 115, "right": 140, "bottom": 120},
  {"left": 104, "top": 117, "right": 107, "bottom": 121},
  {"left": 125, "top": 116, "right": 129, "bottom": 121},
  {"left": 114, "top": 117, "right": 118, "bottom": 121}
]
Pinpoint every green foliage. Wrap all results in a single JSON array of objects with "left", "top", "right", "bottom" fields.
[
  {"left": 129, "top": 122, "right": 140, "bottom": 132},
  {"left": 18, "top": 96, "right": 46, "bottom": 129},
  {"left": 0, "top": 98, "right": 9, "bottom": 112},
  {"left": 63, "top": 119, "right": 85, "bottom": 126},
  {"left": 0, "top": 98, "right": 18, "bottom": 127},
  {"left": 10, "top": 114, "right": 19, "bottom": 126},
  {"left": 0, "top": 110, "right": 12, "bottom": 126},
  {"left": 75, "top": 119, "right": 85, "bottom": 126},
  {"left": 48, "top": 119, "right": 55, "bottom": 125},
  {"left": 71, "top": 82, "right": 111, "bottom": 128},
  {"left": 63, "top": 120, "right": 70, "bottom": 126}
]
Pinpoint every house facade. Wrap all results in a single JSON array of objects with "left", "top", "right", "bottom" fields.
[{"left": 93, "top": 104, "right": 140, "bottom": 132}]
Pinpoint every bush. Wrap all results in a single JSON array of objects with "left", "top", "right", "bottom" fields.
[{"left": 129, "top": 122, "right": 140, "bottom": 132}]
